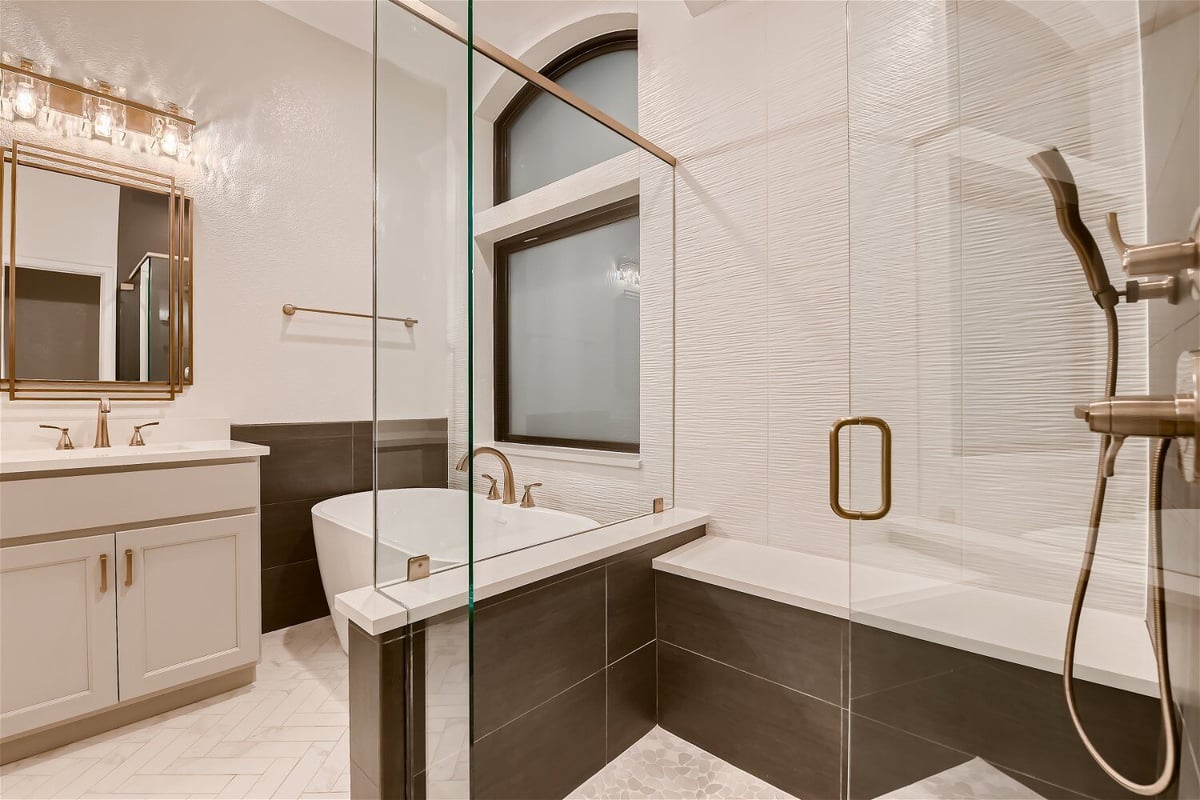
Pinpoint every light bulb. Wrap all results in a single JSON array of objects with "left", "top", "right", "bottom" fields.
[
  {"left": 93, "top": 101, "right": 114, "bottom": 138},
  {"left": 13, "top": 77, "right": 37, "bottom": 119},
  {"left": 159, "top": 120, "right": 179, "bottom": 156}
]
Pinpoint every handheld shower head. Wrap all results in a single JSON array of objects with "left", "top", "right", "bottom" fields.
[{"left": 1028, "top": 148, "right": 1116, "bottom": 307}]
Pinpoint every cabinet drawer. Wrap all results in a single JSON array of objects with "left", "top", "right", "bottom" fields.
[{"left": 1, "top": 461, "right": 259, "bottom": 539}]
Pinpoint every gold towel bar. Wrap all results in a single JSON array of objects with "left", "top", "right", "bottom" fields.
[{"left": 282, "top": 303, "right": 418, "bottom": 328}]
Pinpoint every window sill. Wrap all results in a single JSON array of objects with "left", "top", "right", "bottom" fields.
[{"left": 483, "top": 441, "right": 642, "bottom": 469}]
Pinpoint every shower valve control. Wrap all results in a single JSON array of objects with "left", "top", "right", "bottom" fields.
[
  {"left": 1075, "top": 351, "right": 1200, "bottom": 480},
  {"left": 1107, "top": 212, "right": 1199, "bottom": 304}
]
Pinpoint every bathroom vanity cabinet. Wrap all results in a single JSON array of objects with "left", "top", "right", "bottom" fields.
[{"left": 0, "top": 443, "right": 267, "bottom": 758}]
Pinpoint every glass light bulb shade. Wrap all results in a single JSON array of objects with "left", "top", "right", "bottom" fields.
[
  {"left": 83, "top": 82, "right": 127, "bottom": 141},
  {"left": 13, "top": 77, "right": 38, "bottom": 119},
  {"left": 2, "top": 55, "right": 50, "bottom": 123},
  {"left": 153, "top": 104, "right": 193, "bottom": 159}
]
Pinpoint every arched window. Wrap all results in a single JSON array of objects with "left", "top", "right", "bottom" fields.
[
  {"left": 494, "top": 31, "right": 637, "bottom": 203},
  {"left": 492, "top": 31, "right": 641, "bottom": 454}
]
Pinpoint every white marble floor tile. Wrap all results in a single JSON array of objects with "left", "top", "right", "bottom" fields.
[{"left": 0, "top": 617, "right": 349, "bottom": 800}]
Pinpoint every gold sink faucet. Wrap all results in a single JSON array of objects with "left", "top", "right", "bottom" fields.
[
  {"left": 455, "top": 446, "right": 516, "bottom": 504},
  {"left": 95, "top": 397, "right": 111, "bottom": 448}
]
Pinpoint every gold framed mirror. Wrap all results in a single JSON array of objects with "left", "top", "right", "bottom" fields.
[{"left": 1, "top": 141, "right": 193, "bottom": 400}]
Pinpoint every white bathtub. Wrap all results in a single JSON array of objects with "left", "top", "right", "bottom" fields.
[{"left": 312, "top": 488, "right": 598, "bottom": 652}]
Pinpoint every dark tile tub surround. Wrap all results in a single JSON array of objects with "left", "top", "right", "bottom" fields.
[
  {"left": 346, "top": 525, "right": 706, "bottom": 800},
  {"left": 470, "top": 526, "right": 706, "bottom": 800},
  {"left": 655, "top": 573, "right": 1173, "bottom": 800},
  {"left": 232, "top": 418, "right": 447, "bottom": 632}
]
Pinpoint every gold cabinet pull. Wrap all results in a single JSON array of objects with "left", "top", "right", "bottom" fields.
[
  {"left": 829, "top": 416, "right": 893, "bottom": 521},
  {"left": 124, "top": 549, "right": 134, "bottom": 587},
  {"left": 99, "top": 554, "right": 108, "bottom": 593}
]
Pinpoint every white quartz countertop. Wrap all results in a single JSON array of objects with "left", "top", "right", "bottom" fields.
[{"left": 0, "top": 440, "right": 270, "bottom": 475}]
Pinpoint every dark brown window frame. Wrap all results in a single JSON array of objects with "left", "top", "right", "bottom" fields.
[
  {"left": 493, "top": 197, "right": 641, "bottom": 454},
  {"left": 492, "top": 30, "right": 638, "bottom": 206}
]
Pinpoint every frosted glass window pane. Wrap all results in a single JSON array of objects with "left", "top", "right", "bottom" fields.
[
  {"left": 507, "top": 49, "right": 637, "bottom": 198},
  {"left": 506, "top": 215, "right": 639, "bottom": 447}
]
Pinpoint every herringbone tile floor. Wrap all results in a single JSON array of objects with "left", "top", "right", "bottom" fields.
[{"left": 0, "top": 617, "right": 349, "bottom": 800}]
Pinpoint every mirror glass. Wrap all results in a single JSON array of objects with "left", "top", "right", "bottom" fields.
[{"left": 1, "top": 157, "right": 190, "bottom": 386}]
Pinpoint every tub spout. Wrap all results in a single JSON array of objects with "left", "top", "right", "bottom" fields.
[{"left": 455, "top": 446, "right": 517, "bottom": 504}]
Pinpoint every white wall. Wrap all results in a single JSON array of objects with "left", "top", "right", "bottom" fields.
[{"left": 0, "top": 0, "right": 447, "bottom": 428}]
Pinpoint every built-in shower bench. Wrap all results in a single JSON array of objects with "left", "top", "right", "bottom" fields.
[{"left": 650, "top": 535, "right": 1166, "bottom": 800}]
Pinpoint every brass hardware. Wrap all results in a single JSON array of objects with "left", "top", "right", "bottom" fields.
[
  {"left": 1108, "top": 212, "right": 1198, "bottom": 282},
  {"left": 520, "top": 482, "right": 542, "bottom": 508},
  {"left": 124, "top": 549, "right": 133, "bottom": 587},
  {"left": 39, "top": 424, "right": 74, "bottom": 450},
  {"left": 481, "top": 473, "right": 502, "bottom": 501},
  {"left": 282, "top": 303, "right": 417, "bottom": 328},
  {"left": 95, "top": 398, "right": 111, "bottom": 448},
  {"left": 388, "top": 0, "right": 676, "bottom": 168},
  {"left": 129, "top": 421, "right": 160, "bottom": 446},
  {"left": 99, "top": 554, "right": 108, "bottom": 593},
  {"left": 652, "top": 497, "right": 665, "bottom": 514},
  {"left": 829, "top": 416, "right": 893, "bottom": 521},
  {"left": 407, "top": 554, "right": 431, "bottom": 581},
  {"left": 0, "top": 61, "right": 195, "bottom": 128},
  {"left": 2, "top": 142, "right": 192, "bottom": 401},
  {"left": 455, "top": 447, "right": 517, "bottom": 504}
]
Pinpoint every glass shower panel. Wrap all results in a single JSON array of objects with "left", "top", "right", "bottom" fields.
[
  {"left": 845, "top": 2, "right": 1166, "bottom": 798},
  {"left": 373, "top": 2, "right": 471, "bottom": 797},
  {"left": 461, "top": 44, "right": 675, "bottom": 558}
]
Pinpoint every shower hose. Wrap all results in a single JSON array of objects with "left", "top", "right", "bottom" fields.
[{"left": 1064, "top": 302, "right": 1177, "bottom": 796}]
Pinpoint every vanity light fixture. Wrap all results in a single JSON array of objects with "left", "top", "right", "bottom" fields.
[
  {"left": 0, "top": 53, "right": 197, "bottom": 160},
  {"left": 0, "top": 54, "right": 50, "bottom": 124}
]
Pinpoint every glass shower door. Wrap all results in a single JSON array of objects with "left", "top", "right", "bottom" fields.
[{"left": 843, "top": 2, "right": 1166, "bottom": 799}]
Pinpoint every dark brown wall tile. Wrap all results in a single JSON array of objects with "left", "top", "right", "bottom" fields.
[
  {"left": 260, "top": 496, "right": 328, "bottom": 569},
  {"left": 349, "top": 623, "right": 408, "bottom": 800},
  {"left": 607, "top": 642, "right": 656, "bottom": 761},
  {"left": 606, "top": 527, "right": 705, "bottom": 663},
  {"left": 235, "top": 422, "right": 354, "bottom": 441},
  {"left": 848, "top": 713, "right": 971, "bottom": 800},
  {"left": 256, "top": 435, "right": 355, "bottom": 505},
  {"left": 659, "top": 641, "right": 842, "bottom": 800},
  {"left": 473, "top": 567, "right": 606, "bottom": 737},
  {"left": 261, "top": 559, "right": 329, "bottom": 632},
  {"left": 849, "top": 622, "right": 982, "bottom": 701},
  {"left": 472, "top": 673, "right": 606, "bottom": 800},
  {"left": 657, "top": 572, "right": 845, "bottom": 703},
  {"left": 850, "top": 652, "right": 1165, "bottom": 800}
]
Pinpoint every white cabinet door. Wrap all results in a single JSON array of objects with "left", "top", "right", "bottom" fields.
[
  {"left": 116, "top": 515, "right": 260, "bottom": 701},
  {"left": 0, "top": 534, "right": 118, "bottom": 738}
]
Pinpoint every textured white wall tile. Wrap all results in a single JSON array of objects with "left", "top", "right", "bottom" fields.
[{"left": 642, "top": 0, "right": 771, "bottom": 542}]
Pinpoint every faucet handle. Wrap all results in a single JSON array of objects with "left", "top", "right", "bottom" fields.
[
  {"left": 39, "top": 424, "right": 74, "bottom": 450},
  {"left": 1108, "top": 211, "right": 1198, "bottom": 279},
  {"left": 129, "top": 421, "right": 160, "bottom": 447},
  {"left": 520, "top": 482, "right": 542, "bottom": 509},
  {"left": 481, "top": 473, "right": 502, "bottom": 501}
]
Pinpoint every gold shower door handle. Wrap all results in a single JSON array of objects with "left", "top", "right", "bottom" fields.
[
  {"left": 829, "top": 416, "right": 893, "bottom": 521},
  {"left": 99, "top": 554, "right": 108, "bottom": 593},
  {"left": 124, "top": 549, "right": 133, "bottom": 587}
]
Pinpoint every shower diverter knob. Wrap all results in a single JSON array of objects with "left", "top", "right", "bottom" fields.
[{"left": 1076, "top": 351, "right": 1200, "bottom": 480}]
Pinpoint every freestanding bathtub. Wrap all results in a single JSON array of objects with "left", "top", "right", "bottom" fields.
[{"left": 312, "top": 488, "right": 599, "bottom": 652}]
